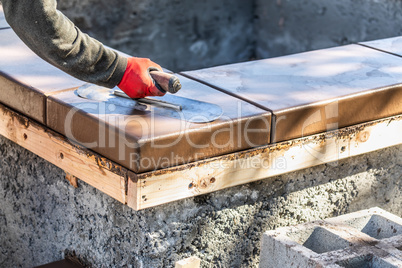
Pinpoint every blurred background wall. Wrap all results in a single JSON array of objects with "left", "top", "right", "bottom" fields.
[
  {"left": 57, "top": 0, "right": 402, "bottom": 72},
  {"left": 58, "top": 0, "right": 255, "bottom": 72}
]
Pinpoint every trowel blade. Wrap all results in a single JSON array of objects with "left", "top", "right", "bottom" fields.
[{"left": 76, "top": 84, "right": 223, "bottom": 123}]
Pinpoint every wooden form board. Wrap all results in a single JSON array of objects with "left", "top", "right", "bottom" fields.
[
  {"left": 0, "top": 102, "right": 128, "bottom": 204},
  {"left": 127, "top": 114, "right": 402, "bottom": 210},
  {"left": 0, "top": 101, "right": 400, "bottom": 210}
]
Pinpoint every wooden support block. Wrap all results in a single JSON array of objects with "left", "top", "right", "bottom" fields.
[
  {"left": 65, "top": 172, "right": 78, "bottom": 188},
  {"left": 0, "top": 103, "right": 128, "bottom": 204},
  {"left": 175, "top": 256, "right": 201, "bottom": 268},
  {"left": 128, "top": 115, "right": 402, "bottom": 210}
]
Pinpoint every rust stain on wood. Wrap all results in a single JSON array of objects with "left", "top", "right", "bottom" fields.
[{"left": 2, "top": 107, "right": 29, "bottom": 128}]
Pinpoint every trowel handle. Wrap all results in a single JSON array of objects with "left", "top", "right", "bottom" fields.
[{"left": 150, "top": 71, "right": 182, "bottom": 94}]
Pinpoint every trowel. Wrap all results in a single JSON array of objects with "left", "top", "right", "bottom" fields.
[{"left": 76, "top": 71, "right": 223, "bottom": 123}]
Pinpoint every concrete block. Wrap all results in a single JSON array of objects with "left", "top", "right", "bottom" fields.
[
  {"left": 260, "top": 207, "right": 402, "bottom": 268},
  {"left": 325, "top": 208, "right": 402, "bottom": 240},
  {"left": 336, "top": 254, "right": 400, "bottom": 268}
]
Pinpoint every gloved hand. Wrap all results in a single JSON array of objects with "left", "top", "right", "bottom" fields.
[{"left": 117, "top": 57, "right": 165, "bottom": 98}]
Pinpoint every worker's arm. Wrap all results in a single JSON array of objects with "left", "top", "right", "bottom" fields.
[{"left": 1, "top": 0, "right": 164, "bottom": 98}]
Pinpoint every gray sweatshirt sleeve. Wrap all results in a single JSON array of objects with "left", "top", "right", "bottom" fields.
[{"left": 1, "top": 0, "right": 127, "bottom": 88}]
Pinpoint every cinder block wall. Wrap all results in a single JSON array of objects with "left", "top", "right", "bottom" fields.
[
  {"left": 0, "top": 135, "right": 400, "bottom": 267},
  {"left": 58, "top": 0, "right": 402, "bottom": 71}
]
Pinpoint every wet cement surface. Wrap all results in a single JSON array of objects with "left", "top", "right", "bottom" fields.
[
  {"left": 0, "top": 29, "right": 83, "bottom": 123},
  {"left": 182, "top": 44, "right": 402, "bottom": 142},
  {"left": 361, "top": 36, "right": 402, "bottom": 57},
  {"left": 47, "top": 75, "right": 271, "bottom": 173},
  {"left": 0, "top": 5, "right": 9, "bottom": 29}
]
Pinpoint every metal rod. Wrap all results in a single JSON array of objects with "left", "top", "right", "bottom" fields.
[{"left": 113, "top": 90, "right": 182, "bottom": 111}]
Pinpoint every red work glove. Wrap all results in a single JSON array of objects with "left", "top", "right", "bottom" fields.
[{"left": 117, "top": 57, "right": 165, "bottom": 98}]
